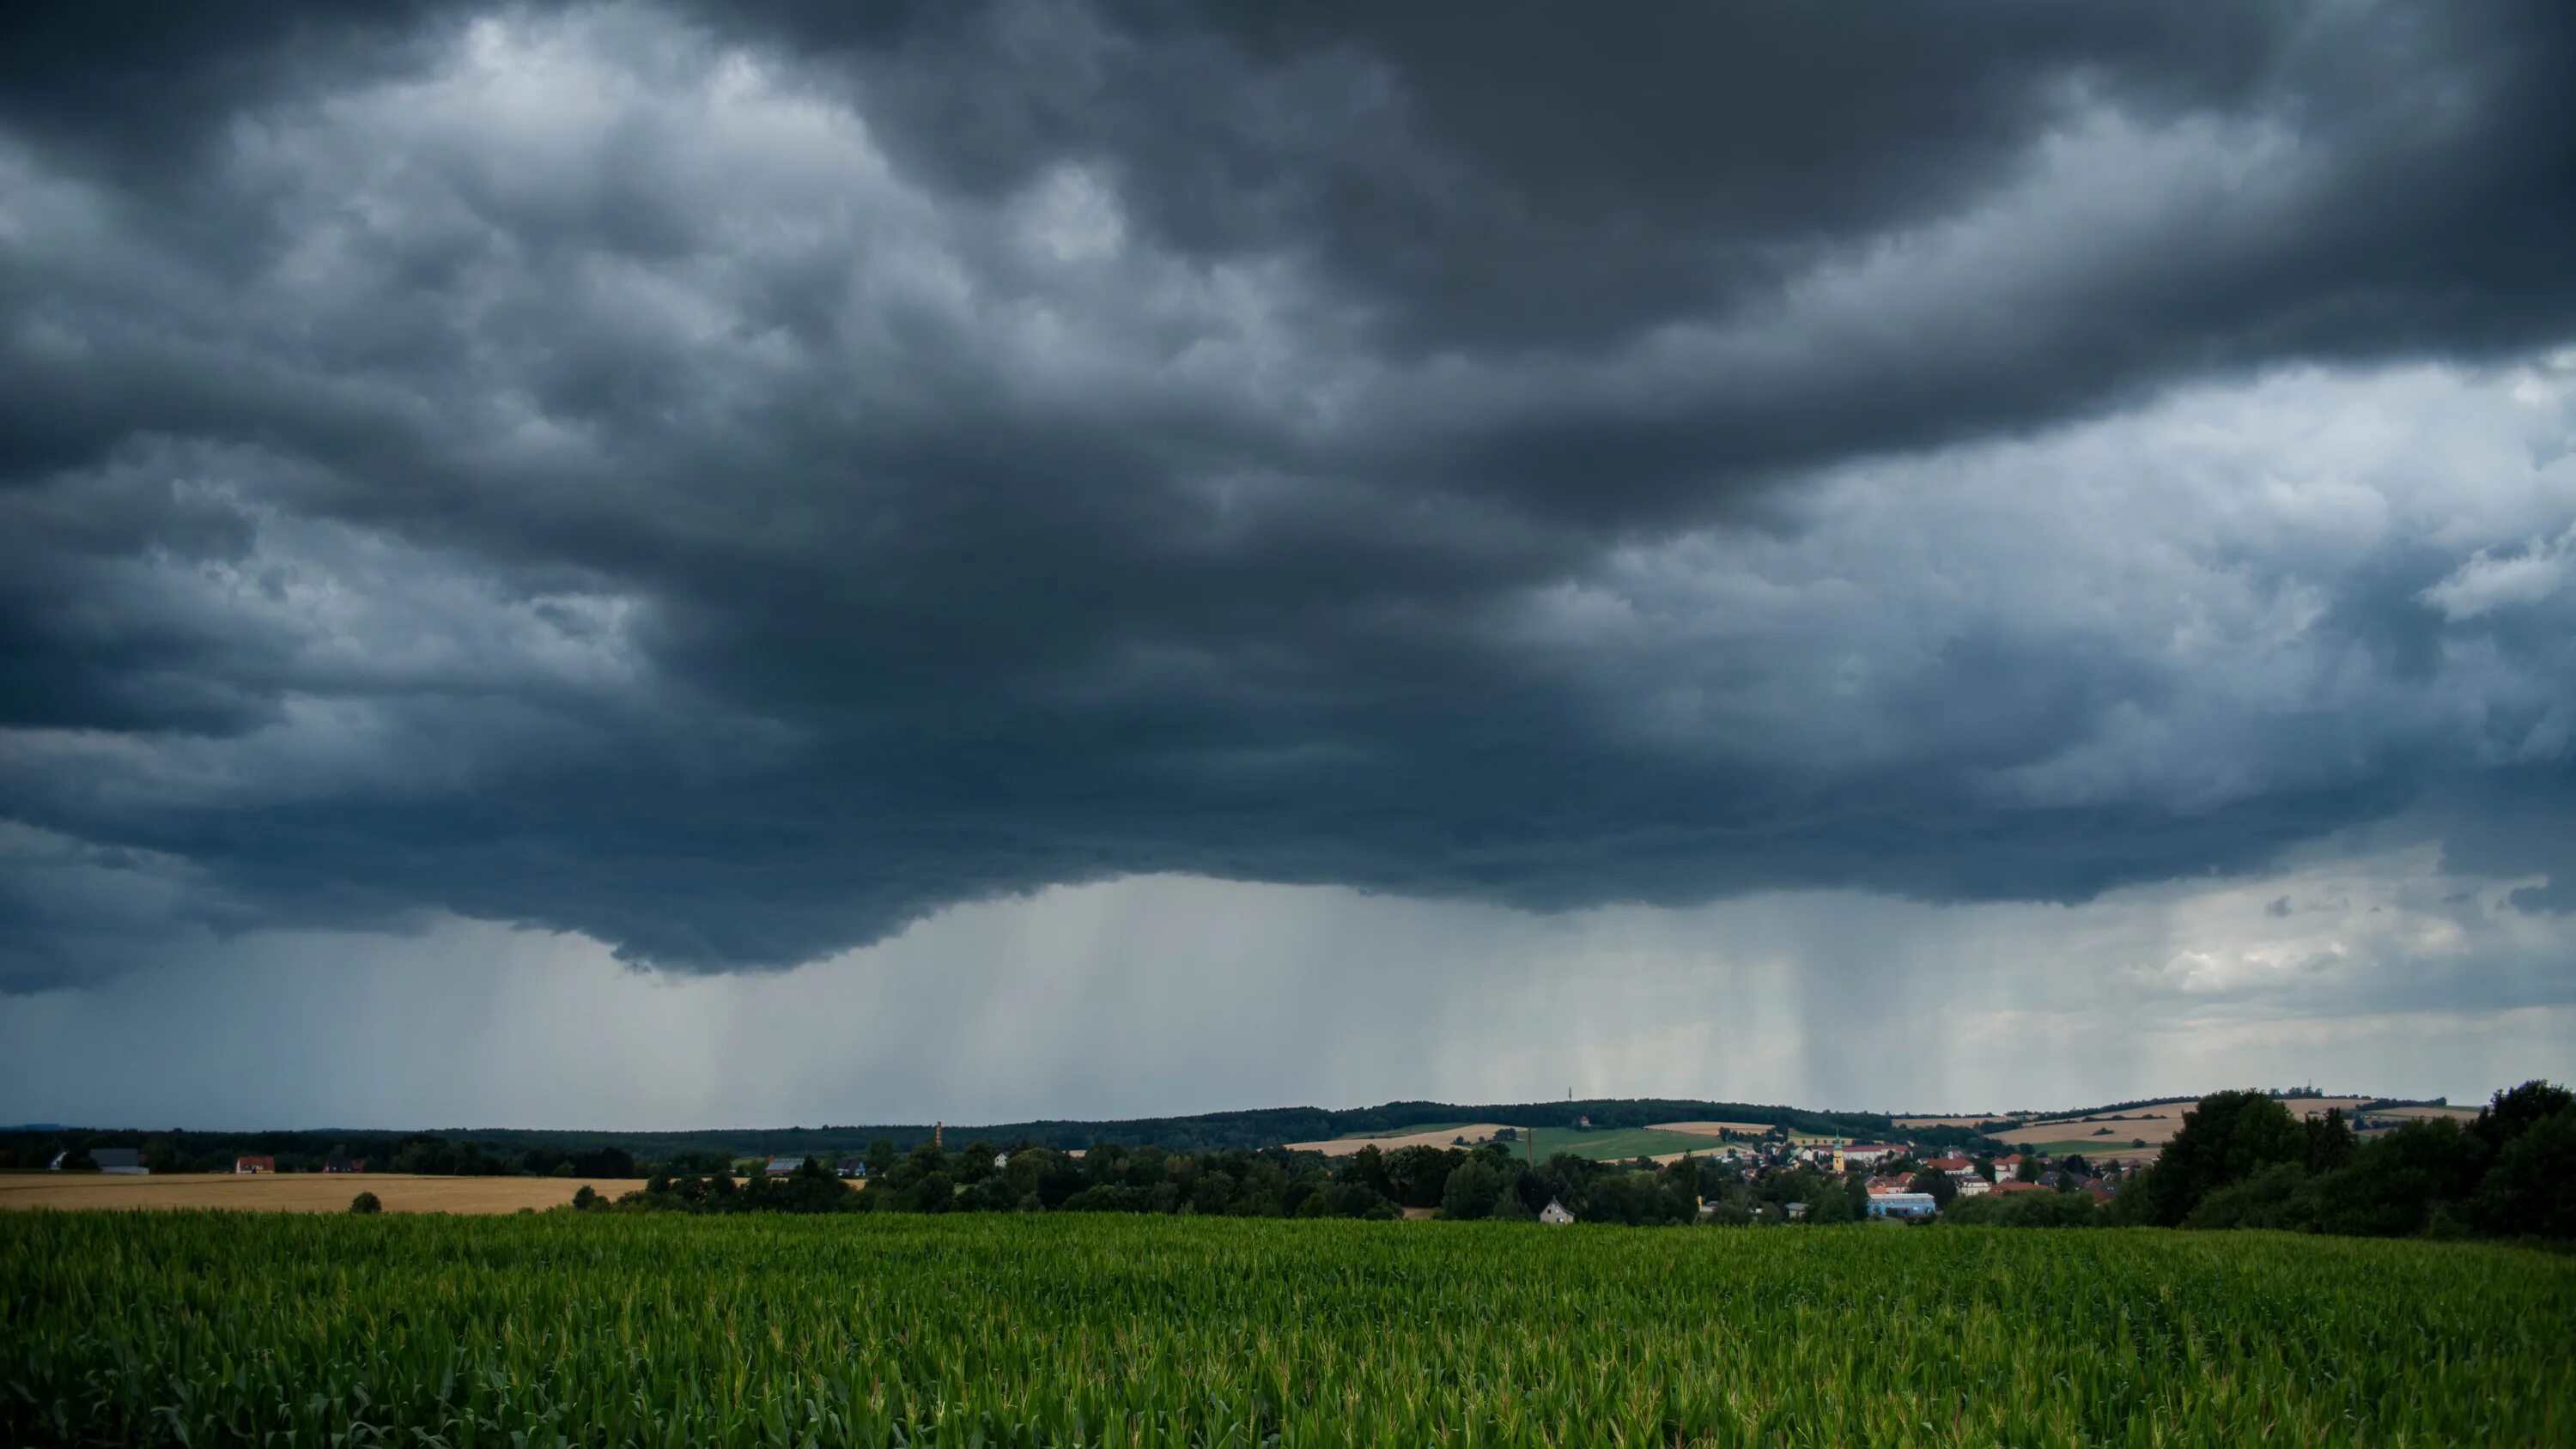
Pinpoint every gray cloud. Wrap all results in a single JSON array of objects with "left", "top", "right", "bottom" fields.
[
  {"left": 2, "top": 1, "right": 2573, "bottom": 989},
  {"left": 5, "top": 854, "right": 2568, "bottom": 1129}
]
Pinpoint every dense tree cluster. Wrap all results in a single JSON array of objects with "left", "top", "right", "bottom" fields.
[
  {"left": 1937, "top": 1083, "right": 2576, "bottom": 1240},
  {"left": 2130, "top": 1083, "right": 2576, "bottom": 1240},
  {"left": 376, "top": 1137, "right": 647, "bottom": 1179}
]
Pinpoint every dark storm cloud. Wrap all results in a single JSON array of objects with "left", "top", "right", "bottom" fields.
[
  {"left": 2, "top": 0, "right": 2572, "bottom": 986},
  {"left": 706, "top": 0, "right": 2576, "bottom": 522}
]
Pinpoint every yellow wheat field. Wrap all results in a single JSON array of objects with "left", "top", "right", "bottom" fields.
[
  {"left": 0, "top": 1172, "right": 647, "bottom": 1215},
  {"left": 1284, "top": 1125, "right": 1520, "bottom": 1156}
]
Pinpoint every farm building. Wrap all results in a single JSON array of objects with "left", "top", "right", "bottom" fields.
[
  {"left": 1868, "top": 1192, "right": 1938, "bottom": 1220},
  {"left": 234, "top": 1156, "right": 276, "bottom": 1174},
  {"left": 320, "top": 1157, "right": 368, "bottom": 1173},
  {"left": 764, "top": 1156, "right": 805, "bottom": 1178},
  {"left": 1539, "top": 1199, "right": 1574, "bottom": 1224},
  {"left": 91, "top": 1149, "right": 148, "bottom": 1175}
]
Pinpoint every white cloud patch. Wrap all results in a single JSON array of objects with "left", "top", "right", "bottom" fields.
[
  {"left": 2422, "top": 520, "right": 2576, "bottom": 620},
  {"left": 1508, "top": 355, "right": 2576, "bottom": 807}
]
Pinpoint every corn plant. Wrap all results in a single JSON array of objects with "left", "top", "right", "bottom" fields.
[{"left": 3, "top": 1212, "right": 2568, "bottom": 1446}]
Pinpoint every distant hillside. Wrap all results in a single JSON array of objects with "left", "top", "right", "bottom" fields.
[{"left": 0, "top": 1096, "right": 2004, "bottom": 1173}]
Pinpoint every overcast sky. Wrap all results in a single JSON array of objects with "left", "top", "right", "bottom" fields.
[{"left": 3, "top": 1, "right": 2572, "bottom": 1130}]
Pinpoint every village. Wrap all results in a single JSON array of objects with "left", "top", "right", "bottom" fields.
[{"left": 1666, "top": 1137, "right": 2140, "bottom": 1225}]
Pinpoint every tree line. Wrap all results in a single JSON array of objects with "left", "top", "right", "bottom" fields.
[
  {"left": 599, "top": 1136, "right": 1916, "bottom": 1227},
  {"left": 598, "top": 1137, "right": 1722, "bottom": 1223},
  {"left": 1937, "top": 1082, "right": 2574, "bottom": 1240},
  {"left": 18, "top": 1131, "right": 683, "bottom": 1180},
  {"left": 1, "top": 1095, "right": 1994, "bottom": 1177},
  {"left": 2117, "top": 1082, "right": 2572, "bottom": 1238}
]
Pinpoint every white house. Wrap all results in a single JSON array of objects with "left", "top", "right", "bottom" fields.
[
  {"left": 1539, "top": 1198, "right": 1575, "bottom": 1224},
  {"left": 91, "top": 1149, "right": 148, "bottom": 1175},
  {"left": 1953, "top": 1176, "right": 1991, "bottom": 1197}
]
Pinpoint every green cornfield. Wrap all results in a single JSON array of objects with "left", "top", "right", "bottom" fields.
[{"left": 4, "top": 1212, "right": 2570, "bottom": 1446}]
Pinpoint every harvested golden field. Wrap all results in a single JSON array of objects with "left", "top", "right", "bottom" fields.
[
  {"left": 1989, "top": 1096, "right": 2379, "bottom": 1149},
  {"left": 2060, "top": 1143, "right": 2165, "bottom": 1165},
  {"left": 1285, "top": 1125, "right": 1517, "bottom": 1156},
  {"left": 2375, "top": 1104, "right": 2481, "bottom": 1122},
  {"left": 1990, "top": 1106, "right": 2190, "bottom": 1148},
  {"left": 1893, "top": 1114, "right": 2020, "bottom": 1129},
  {"left": 0, "top": 1172, "right": 646, "bottom": 1215}
]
